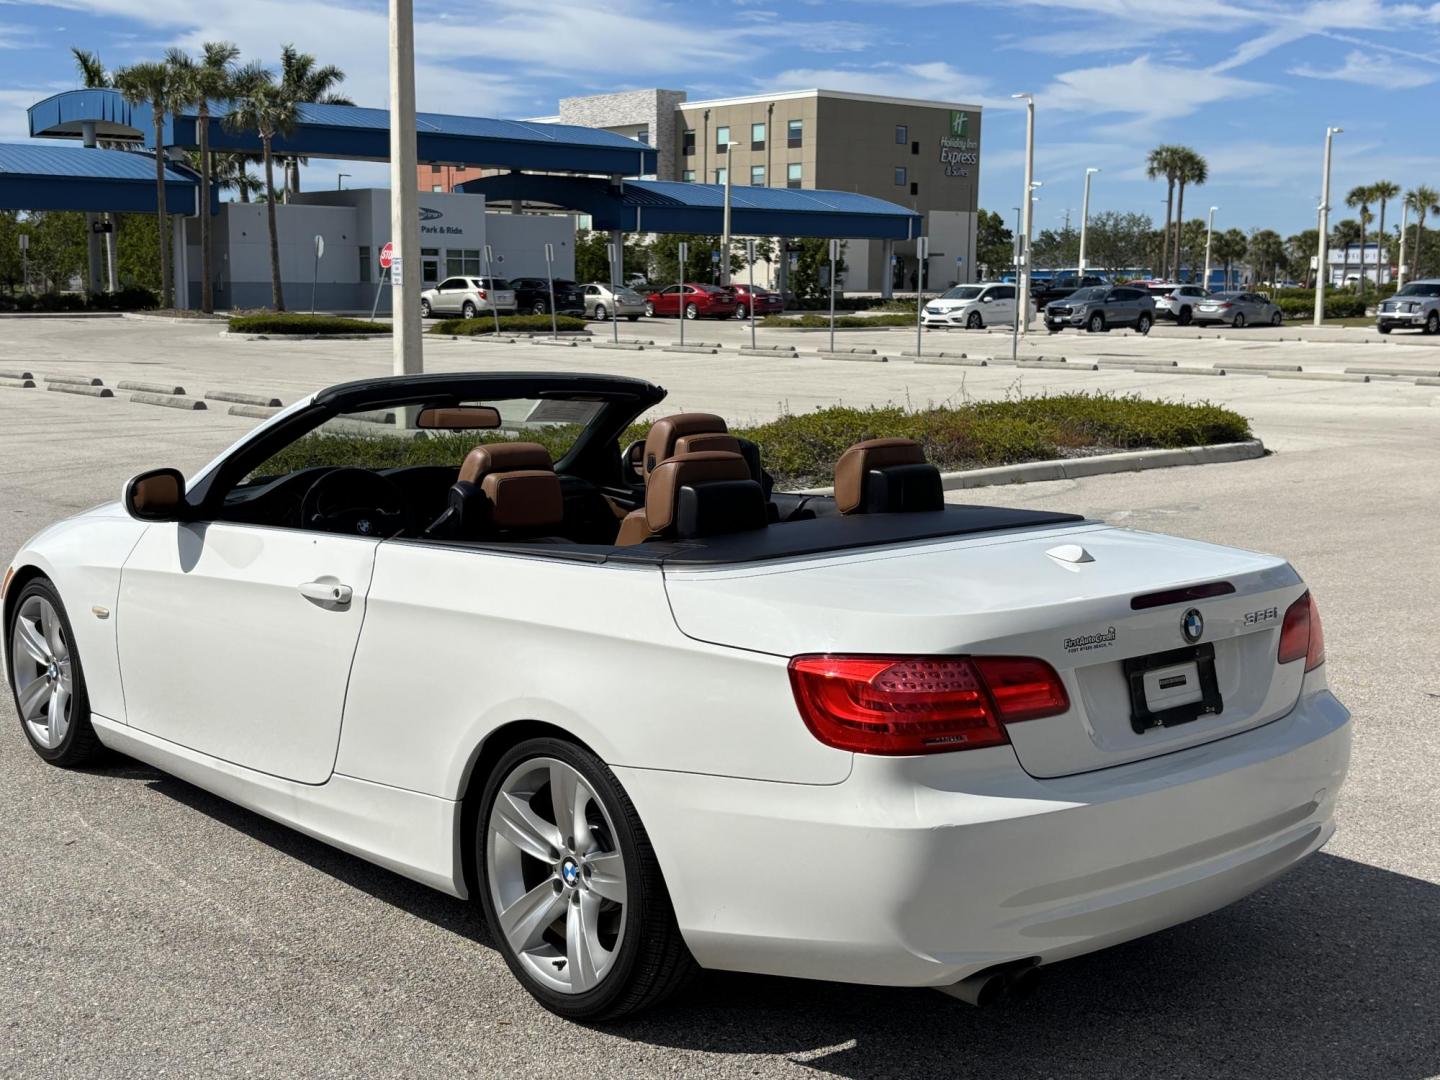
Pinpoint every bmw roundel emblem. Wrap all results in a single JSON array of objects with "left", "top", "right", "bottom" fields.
[
  {"left": 561, "top": 858, "right": 580, "bottom": 886},
  {"left": 1181, "top": 608, "right": 1204, "bottom": 643}
]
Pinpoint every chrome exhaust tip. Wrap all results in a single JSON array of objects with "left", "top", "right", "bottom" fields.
[{"left": 937, "top": 958, "right": 1040, "bottom": 1007}]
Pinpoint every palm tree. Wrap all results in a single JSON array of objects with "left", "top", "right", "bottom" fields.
[
  {"left": 225, "top": 62, "right": 298, "bottom": 311},
  {"left": 113, "top": 61, "right": 178, "bottom": 307},
  {"left": 1145, "top": 145, "right": 1183, "bottom": 277},
  {"left": 71, "top": 47, "right": 109, "bottom": 89},
  {"left": 1344, "top": 185, "right": 1375, "bottom": 296},
  {"left": 1370, "top": 180, "right": 1400, "bottom": 286},
  {"left": 211, "top": 151, "right": 263, "bottom": 202},
  {"left": 278, "top": 45, "right": 351, "bottom": 198},
  {"left": 1404, "top": 186, "right": 1440, "bottom": 280},
  {"left": 1170, "top": 147, "right": 1208, "bottom": 280},
  {"left": 168, "top": 42, "right": 239, "bottom": 313}
]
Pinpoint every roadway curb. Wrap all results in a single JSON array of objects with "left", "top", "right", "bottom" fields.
[
  {"left": 794, "top": 440, "right": 1266, "bottom": 496},
  {"left": 121, "top": 312, "right": 228, "bottom": 324},
  {"left": 0, "top": 311, "right": 123, "bottom": 320},
  {"left": 224, "top": 332, "right": 393, "bottom": 341}
]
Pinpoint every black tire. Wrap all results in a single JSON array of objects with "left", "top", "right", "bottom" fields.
[
  {"left": 1427, "top": 312, "right": 1439, "bottom": 335},
  {"left": 532, "top": 300, "right": 549, "bottom": 316},
  {"left": 734, "top": 305, "right": 749, "bottom": 320},
  {"left": 1087, "top": 311, "right": 1105, "bottom": 333},
  {"left": 684, "top": 303, "right": 699, "bottom": 320},
  {"left": 1378, "top": 324, "right": 1392, "bottom": 334},
  {"left": 1270, "top": 310, "right": 1283, "bottom": 327},
  {"left": 626, "top": 315, "right": 640, "bottom": 322},
  {"left": 462, "top": 301, "right": 478, "bottom": 320},
  {"left": 1232, "top": 312, "right": 1246, "bottom": 329},
  {"left": 1177, "top": 306, "right": 1192, "bottom": 326},
  {"left": 1137, "top": 312, "right": 1153, "bottom": 335},
  {"left": 420, "top": 298, "right": 432, "bottom": 318},
  {"left": 477, "top": 737, "right": 697, "bottom": 1021},
  {"left": 643, "top": 302, "right": 656, "bottom": 318},
  {"left": 593, "top": 304, "right": 608, "bottom": 321},
  {"left": 966, "top": 311, "right": 983, "bottom": 330},
  {"left": 7, "top": 578, "right": 101, "bottom": 768}
]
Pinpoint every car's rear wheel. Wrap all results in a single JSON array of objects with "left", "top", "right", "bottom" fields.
[
  {"left": 1378, "top": 324, "right": 1392, "bottom": 334},
  {"left": 1232, "top": 312, "right": 1246, "bottom": 328},
  {"left": 1270, "top": 310, "right": 1282, "bottom": 327},
  {"left": 462, "top": 301, "right": 478, "bottom": 320},
  {"left": 7, "top": 579, "right": 101, "bottom": 768},
  {"left": 1177, "top": 306, "right": 1192, "bottom": 326},
  {"left": 626, "top": 315, "right": 640, "bottom": 322},
  {"left": 643, "top": 302, "right": 656, "bottom": 318},
  {"left": 966, "top": 311, "right": 983, "bottom": 329},
  {"left": 1136, "top": 312, "right": 1153, "bottom": 334},
  {"left": 479, "top": 737, "right": 696, "bottom": 1020},
  {"left": 684, "top": 303, "right": 699, "bottom": 320},
  {"left": 1087, "top": 312, "right": 1105, "bottom": 333},
  {"left": 593, "top": 304, "right": 608, "bottom": 321},
  {"left": 532, "top": 300, "right": 549, "bottom": 316},
  {"left": 420, "top": 298, "right": 432, "bottom": 318}
]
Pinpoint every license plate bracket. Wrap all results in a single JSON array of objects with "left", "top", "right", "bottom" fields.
[{"left": 1124, "top": 642, "right": 1223, "bottom": 734}]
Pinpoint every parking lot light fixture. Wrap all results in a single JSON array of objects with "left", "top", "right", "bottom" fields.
[
  {"left": 1012, "top": 93, "right": 1036, "bottom": 333},
  {"left": 720, "top": 141, "right": 740, "bottom": 286},
  {"left": 1203, "top": 207, "right": 1218, "bottom": 292},
  {"left": 389, "top": 0, "right": 423, "bottom": 387},
  {"left": 1314, "top": 127, "right": 1342, "bottom": 327},
  {"left": 1078, "top": 168, "right": 1099, "bottom": 274}
]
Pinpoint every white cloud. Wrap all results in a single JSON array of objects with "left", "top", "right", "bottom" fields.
[
  {"left": 1038, "top": 55, "right": 1267, "bottom": 127},
  {"left": 1290, "top": 48, "right": 1438, "bottom": 88},
  {"left": 764, "top": 61, "right": 998, "bottom": 106}
]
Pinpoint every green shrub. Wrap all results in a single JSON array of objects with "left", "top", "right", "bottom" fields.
[
  {"left": 260, "top": 393, "right": 1250, "bottom": 490},
  {"left": 430, "top": 314, "right": 588, "bottom": 336},
  {"left": 229, "top": 314, "right": 391, "bottom": 335},
  {"left": 1274, "top": 295, "right": 1365, "bottom": 319},
  {"left": 758, "top": 313, "right": 917, "bottom": 329}
]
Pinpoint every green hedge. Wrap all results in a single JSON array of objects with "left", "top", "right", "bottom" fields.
[
  {"left": 260, "top": 393, "right": 1251, "bottom": 490},
  {"left": 0, "top": 286, "right": 159, "bottom": 313},
  {"left": 431, "top": 314, "right": 588, "bottom": 336},
  {"left": 1274, "top": 295, "right": 1365, "bottom": 319},
  {"left": 229, "top": 314, "right": 391, "bottom": 335},
  {"left": 759, "top": 313, "right": 917, "bottom": 329}
]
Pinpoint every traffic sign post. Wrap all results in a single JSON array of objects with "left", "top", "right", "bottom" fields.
[
  {"left": 482, "top": 244, "right": 501, "bottom": 335},
  {"left": 310, "top": 234, "right": 325, "bottom": 315},
  {"left": 677, "top": 240, "right": 688, "bottom": 346},
  {"left": 544, "top": 242, "right": 558, "bottom": 338},
  {"left": 607, "top": 238, "right": 621, "bottom": 344},
  {"left": 746, "top": 239, "right": 757, "bottom": 350},
  {"left": 828, "top": 239, "right": 840, "bottom": 353},
  {"left": 915, "top": 236, "right": 930, "bottom": 358}
]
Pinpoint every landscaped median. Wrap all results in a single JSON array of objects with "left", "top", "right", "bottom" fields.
[
  {"left": 430, "top": 315, "right": 589, "bottom": 336},
  {"left": 260, "top": 392, "right": 1253, "bottom": 491},
  {"left": 759, "top": 313, "right": 917, "bottom": 329},
  {"left": 228, "top": 314, "right": 391, "bottom": 336}
]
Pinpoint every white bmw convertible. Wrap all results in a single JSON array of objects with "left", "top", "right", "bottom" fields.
[{"left": 4, "top": 371, "right": 1350, "bottom": 1020}]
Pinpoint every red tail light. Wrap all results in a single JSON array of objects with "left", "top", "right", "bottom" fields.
[
  {"left": 1278, "top": 592, "right": 1325, "bottom": 671},
  {"left": 477, "top": 289, "right": 487, "bottom": 300},
  {"left": 788, "top": 655, "right": 1069, "bottom": 755},
  {"left": 1218, "top": 302, "right": 1233, "bottom": 308}
]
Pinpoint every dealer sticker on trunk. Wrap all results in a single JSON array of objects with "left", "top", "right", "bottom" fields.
[{"left": 1064, "top": 626, "right": 1117, "bottom": 654}]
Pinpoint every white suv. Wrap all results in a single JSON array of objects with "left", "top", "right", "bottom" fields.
[
  {"left": 420, "top": 276, "right": 517, "bottom": 319},
  {"left": 1150, "top": 283, "right": 1210, "bottom": 325},
  {"left": 922, "top": 283, "right": 1033, "bottom": 329},
  {"left": 1376, "top": 280, "right": 1440, "bottom": 335}
]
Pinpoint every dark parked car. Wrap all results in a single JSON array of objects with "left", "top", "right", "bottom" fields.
[
  {"left": 1030, "top": 274, "right": 1106, "bottom": 308},
  {"left": 729, "top": 284, "right": 784, "bottom": 318},
  {"left": 1044, "top": 285, "right": 1155, "bottom": 333},
  {"left": 644, "top": 283, "right": 739, "bottom": 319},
  {"left": 509, "top": 277, "right": 584, "bottom": 316}
]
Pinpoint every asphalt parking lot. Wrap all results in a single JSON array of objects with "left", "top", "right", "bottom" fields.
[{"left": 2, "top": 315, "right": 1438, "bottom": 1078}]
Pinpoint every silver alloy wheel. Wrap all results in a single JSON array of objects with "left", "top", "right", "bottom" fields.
[
  {"left": 10, "top": 595, "right": 73, "bottom": 750},
  {"left": 594, "top": 304, "right": 608, "bottom": 321},
  {"left": 486, "top": 756, "right": 628, "bottom": 995}
]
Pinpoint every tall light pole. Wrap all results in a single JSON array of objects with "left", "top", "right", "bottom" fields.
[
  {"left": 1012, "top": 93, "right": 1035, "bottom": 332},
  {"left": 720, "top": 140, "right": 739, "bottom": 285},
  {"left": 1397, "top": 201, "right": 1410, "bottom": 289},
  {"left": 389, "top": 0, "right": 422, "bottom": 381},
  {"left": 1202, "top": 206, "right": 1217, "bottom": 292},
  {"left": 1314, "top": 126, "right": 1341, "bottom": 328},
  {"left": 1077, "top": 167, "right": 1099, "bottom": 274}
]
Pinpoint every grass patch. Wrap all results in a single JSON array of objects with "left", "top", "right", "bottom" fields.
[
  {"left": 430, "top": 314, "right": 589, "bottom": 336},
  {"left": 259, "top": 393, "right": 1250, "bottom": 490},
  {"left": 759, "top": 313, "right": 917, "bottom": 329},
  {"left": 229, "top": 314, "right": 390, "bottom": 335}
]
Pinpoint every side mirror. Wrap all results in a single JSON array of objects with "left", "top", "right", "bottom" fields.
[
  {"left": 622, "top": 439, "right": 646, "bottom": 483},
  {"left": 980, "top": 295, "right": 992, "bottom": 303},
  {"left": 124, "top": 468, "right": 187, "bottom": 522}
]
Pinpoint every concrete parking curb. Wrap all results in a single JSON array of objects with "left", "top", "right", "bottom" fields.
[
  {"left": 1346, "top": 366, "right": 1440, "bottom": 378},
  {"left": 900, "top": 350, "right": 967, "bottom": 359},
  {"left": 45, "top": 374, "right": 103, "bottom": 386},
  {"left": 818, "top": 346, "right": 877, "bottom": 355},
  {"left": 47, "top": 383, "right": 113, "bottom": 398},
  {"left": 1214, "top": 361, "right": 1302, "bottom": 372},
  {"left": 1269, "top": 371, "right": 1371, "bottom": 383},
  {"left": 121, "top": 312, "right": 228, "bottom": 324},
  {"left": 662, "top": 345, "right": 719, "bottom": 354},
  {"left": 914, "top": 356, "right": 988, "bottom": 366},
  {"left": 0, "top": 369, "right": 34, "bottom": 380},
  {"left": 740, "top": 348, "right": 795, "bottom": 357},
  {"left": 206, "top": 390, "right": 284, "bottom": 408},
  {"left": 794, "top": 440, "right": 1266, "bottom": 495},
  {"left": 0, "top": 377, "right": 36, "bottom": 388},
  {"left": 1017, "top": 359, "right": 1097, "bottom": 371},
  {"left": 228, "top": 404, "right": 282, "bottom": 419},
  {"left": 1131, "top": 364, "right": 1225, "bottom": 376},
  {"left": 119, "top": 380, "right": 187, "bottom": 396},
  {"left": 1417, "top": 377, "right": 1440, "bottom": 386},
  {"left": 593, "top": 342, "right": 646, "bottom": 351},
  {"left": 531, "top": 338, "right": 577, "bottom": 347},
  {"left": 824, "top": 353, "right": 889, "bottom": 362},
  {"left": 131, "top": 392, "right": 207, "bottom": 410},
  {"left": 1097, "top": 359, "right": 1175, "bottom": 369}
]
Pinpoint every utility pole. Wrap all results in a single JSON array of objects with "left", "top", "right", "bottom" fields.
[
  {"left": 1078, "top": 167, "right": 1098, "bottom": 274},
  {"left": 1314, "top": 126, "right": 1341, "bottom": 328},
  {"left": 389, "top": 0, "right": 423, "bottom": 384},
  {"left": 1012, "top": 93, "right": 1035, "bottom": 333},
  {"left": 719, "top": 141, "right": 739, "bottom": 286},
  {"left": 1203, "top": 206, "right": 1217, "bottom": 293}
]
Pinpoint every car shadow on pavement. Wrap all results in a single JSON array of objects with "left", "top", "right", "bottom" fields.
[{"left": 146, "top": 771, "right": 1436, "bottom": 1079}]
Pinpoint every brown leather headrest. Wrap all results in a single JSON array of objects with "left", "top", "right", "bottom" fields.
[
  {"left": 834, "top": 438, "right": 927, "bottom": 514},
  {"left": 480, "top": 470, "right": 564, "bottom": 530},
  {"left": 643, "top": 413, "right": 727, "bottom": 475},
  {"left": 645, "top": 451, "right": 751, "bottom": 532},
  {"left": 458, "top": 441, "right": 553, "bottom": 485},
  {"left": 673, "top": 432, "right": 742, "bottom": 458}
]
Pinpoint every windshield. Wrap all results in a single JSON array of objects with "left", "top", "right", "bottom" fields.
[
  {"left": 1067, "top": 287, "right": 1107, "bottom": 302},
  {"left": 940, "top": 287, "right": 983, "bottom": 301},
  {"left": 1397, "top": 283, "right": 1440, "bottom": 297}
]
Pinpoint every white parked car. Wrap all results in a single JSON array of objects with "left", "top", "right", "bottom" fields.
[
  {"left": 420, "top": 276, "right": 517, "bottom": 319},
  {"left": 4, "top": 372, "right": 1351, "bottom": 1022},
  {"left": 922, "top": 283, "right": 1033, "bottom": 329}
]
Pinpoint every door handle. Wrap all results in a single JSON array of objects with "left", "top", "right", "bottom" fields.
[{"left": 299, "top": 581, "right": 353, "bottom": 605}]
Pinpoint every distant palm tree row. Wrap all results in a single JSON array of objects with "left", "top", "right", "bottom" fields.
[{"left": 70, "top": 43, "right": 350, "bottom": 312}]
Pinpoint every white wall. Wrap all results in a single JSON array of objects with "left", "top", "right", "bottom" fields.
[
  {"left": 484, "top": 213, "right": 576, "bottom": 279},
  {"left": 926, "top": 210, "right": 976, "bottom": 286}
]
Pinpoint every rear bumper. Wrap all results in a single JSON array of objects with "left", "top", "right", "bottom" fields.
[{"left": 617, "top": 674, "right": 1350, "bottom": 988}]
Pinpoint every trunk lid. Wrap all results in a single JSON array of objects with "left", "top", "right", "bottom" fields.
[{"left": 663, "top": 523, "right": 1307, "bottom": 777}]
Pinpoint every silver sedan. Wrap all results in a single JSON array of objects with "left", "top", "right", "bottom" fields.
[
  {"left": 581, "top": 283, "right": 646, "bottom": 321},
  {"left": 1192, "top": 291, "right": 1283, "bottom": 328}
]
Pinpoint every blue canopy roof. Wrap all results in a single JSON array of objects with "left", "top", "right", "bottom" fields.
[
  {"left": 29, "top": 89, "right": 656, "bottom": 176},
  {"left": 0, "top": 143, "right": 197, "bottom": 213},
  {"left": 457, "top": 174, "right": 923, "bottom": 240}
]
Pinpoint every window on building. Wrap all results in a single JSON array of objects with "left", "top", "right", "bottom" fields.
[
  {"left": 635, "top": 126, "right": 649, "bottom": 145},
  {"left": 895, "top": 124, "right": 908, "bottom": 144},
  {"left": 894, "top": 167, "right": 907, "bottom": 186},
  {"left": 787, "top": 118, "right": 803, "bottom": 147},
  {"left": 751, "top": 122, "right": 765, "bottom": 150},
  {"left": 446, "top": 248, "right": 481, "bottom": 278},
  {"left": 910, "top": 181, "right": 919, "bottom": 197},
  {"left": 682, "top": 169, "right": 695, "bottom": 182},
  {"left": 358, "top": 246, "right": 371, "bottom": 284},
  {"left": 715, "top": 125, "right": 730, "bottom": 151},
  {"left": 682, "top": 128, "right": 695, "bottom": 155},
  {"left": 431, "top": 185, "right": 443, "bottom": 192},
  {"left": 911, "top": 141, "right": 919, "bottom": 155},
  {"left": 715, "top": 166, "right": 728, "bottom": 185},
  {"left": 787, "top": 162, "right": 802, "bottom": 189},
  {"left": 750, "top": 165, "right": 765, "bottom": 186}
]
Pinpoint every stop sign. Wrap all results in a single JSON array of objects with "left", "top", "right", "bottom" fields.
[{"left": 379, "top": 242, "right": 394, "bottom": 269}]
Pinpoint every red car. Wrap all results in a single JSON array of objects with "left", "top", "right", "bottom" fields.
[
  {"left": 643, "top": 283, "right": 738, "bottom": 320},
  {"left": 729, "top": 283, "right": 784, "bottom": 318}
]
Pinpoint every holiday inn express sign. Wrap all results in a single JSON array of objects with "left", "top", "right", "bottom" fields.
[{"left": 940, "top": 110, "right": 978, "bottom": 178}]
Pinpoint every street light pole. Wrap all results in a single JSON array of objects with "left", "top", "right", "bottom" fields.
[
  {"left": 389, "top": 0, "right": 422, "bottom": 383},
  {"left": 720, "top": 141, "right": 739, "bottom": 286},
  {"left": 1314, "top": 126, "right": 1341, "bottom": 328},
  {"left": 1012, "top": 93, "right": 1035, "bottom": 334},
  {"left": 1397, "top": 201, "right": 1410, "bottom": 289},
  {"left": 1077, "top": 167, "right": 1098, "bottom": 274},
  {"left": 1202, "top": 206, "right": 1217, "bottom": 292}
]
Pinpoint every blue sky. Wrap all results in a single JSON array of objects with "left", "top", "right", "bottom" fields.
[{"left": 4, "top": 0, "right": 1439, "bottom": 236}]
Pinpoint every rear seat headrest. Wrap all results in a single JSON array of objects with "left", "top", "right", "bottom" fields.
[
  {"left": 459, "top": 441, "right": 554, "bottom": 485},
  {"left": 479, "top": 471, "right": 564, "bottom": 530},
  {"left": 643, "top": 413, "right": 728, "bottom": 475},
  {"left": 615, "top": 450, "right": 767, "bottom": 545},
  {"left": 834, "top": 438, "right": 944, "bottom": 515}
]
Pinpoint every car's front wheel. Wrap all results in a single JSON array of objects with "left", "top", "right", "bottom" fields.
[
  {"left": 420, "top": 298, "right": 432, "bottom": 318},
  {"left": 1177, "top": 306, "right": 1192, "bottom": 326},
  {"left": 1270, "top": 310, "right": 1283, "bottom": 327},
  {"left": 966, "top": 311, "right": 983, "bottom": 329},
  {"left": 7, "top": 578, "right": 101, "bottom": 767},
  {"left": 479, "top": 737, "right": 696, "bottom": 1020},
  {"left": 532, "top": 300, "right": 549, "bottom": 316},
  {"left": 593, "top": 304, "right": 608, "bottom": 321},
  {"left": 1427, "top": 311, "right": 1439, "bottom": 335},
  {"left": 643, "top": 302, "right": 656, "bottom": 318}
]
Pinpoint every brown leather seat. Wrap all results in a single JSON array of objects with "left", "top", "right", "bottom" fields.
[
  {"left": 833, "top": 438, "right": 944, "bottom": 515},
  {"left": 616, "top": 450, "right": 766, "bottom": 545},
  {"left": 428, "top": 441, "right": 565, "bottom": 539},
  {"left": 641, "top": 413, "right": 729, "bottom": 476}
]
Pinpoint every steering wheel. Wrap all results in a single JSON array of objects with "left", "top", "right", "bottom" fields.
[{"left": 300, "top": 468, "right": 412, "bottom": 537}]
